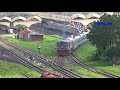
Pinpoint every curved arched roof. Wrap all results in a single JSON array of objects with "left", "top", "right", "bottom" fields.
[
  {"left": 101, "top": 12, "right": 114, "bottom": 16},
  {"left": 71, "top": 14, "right": 86, "bottom": 19},
  {"left": 0, "top": 16, "right": 12, "bottom": 22},
  {"left": 105, "top": 12, "right": 114, "bottom": 15},
  {"left": 27, "top": 16, "right": 42, "bottom": 21},
  {"left": 86, "top": 13, "right": 100, "bottom": 19},
  {"left": 12, "top": 16, "right": 26, "bottom": 22}
]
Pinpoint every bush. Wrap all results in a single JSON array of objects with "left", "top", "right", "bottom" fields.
[{"left": 90, "top": 51, "right": 100, "bottom": 61}]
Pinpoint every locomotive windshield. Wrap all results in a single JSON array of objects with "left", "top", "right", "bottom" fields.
[{"left": 57, "top": 42, "right": 68, "bottom": 49}]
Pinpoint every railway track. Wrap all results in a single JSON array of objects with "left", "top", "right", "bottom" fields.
[
  {"left": 67, "top": 54, "right": 120, "bottom": 78},
  {"left": 0, "top": 45, "right": 47, "bottom": 74},
  {"left": 0, "top": 39, "right": 83, "bottom": 78},
  {"left": 53, "top": 56, "right": 65, "bottom": 66},
  {"left": 20, "top": 71, "right": 30, "bottom": 78},
  {"left": 0, "top": 56, "right": 19, "bottom": 63},
  {"left": 1, "top": 38, "right": 119, "bottom": 78}
]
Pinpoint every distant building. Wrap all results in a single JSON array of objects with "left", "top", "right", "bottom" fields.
[
  {"left": 29, "top": 31, "right": 43, "bottom": 41},
  {"left": 18, "top": 30, "right": 43, "bottom": 41}
]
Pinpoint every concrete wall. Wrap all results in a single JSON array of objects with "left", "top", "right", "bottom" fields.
[{"left": 13, "top": 20, "right": 41, "bottom": 28}]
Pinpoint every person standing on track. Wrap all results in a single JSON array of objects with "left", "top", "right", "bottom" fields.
[{"left": 30, "top": 56, "right": 35, "bottom": 63}]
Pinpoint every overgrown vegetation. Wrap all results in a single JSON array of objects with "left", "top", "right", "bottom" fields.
[
  {"left": 87, "top": 13, "right": 120, "bottom": 64},
  {"left": 74, "top": 42, "right": 120, "bottom": 76}
]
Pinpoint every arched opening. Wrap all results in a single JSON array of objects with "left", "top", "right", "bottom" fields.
[
  {"left": 29, "top": 23, "right": 42, "bottom": 34},
  {"left": 14, "top": 24, "right": 28, "bottom": 34},
  {"left": 14, "top": 24, "right": 21, "bottom": 34},
  {"left": 87, "top": 17, "right": 99, "bottom": 19},
  {"left": 104, "top": 12, "right": 114, "bottom": 15},
  {"left": 0, "top": 17, "right": 12, "bottom": 22},
  {"left": 12, "top": 16, "right": 26, "bottom": 22},
  {"left": 73, "top": 17, "right": 85, "bottom": 20},
  {"left": 71, "top": 14, "right": 86, "bottom": 20},
  {"left": 27, "top": 16, "right": 42, "bottom": 22},
  {"left": 86, "top": 13, "right": 100, "bottom": 19},
  {"left": 0, "top": 24, "right": 9, "bottom": 34}
]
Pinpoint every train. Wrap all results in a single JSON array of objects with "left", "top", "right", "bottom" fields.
[
  {"left": 57, "top": 31, "right": 90, "bottom": 56},
  {"left": 40, "top": 72, "right": 64, "bottom": 78}
]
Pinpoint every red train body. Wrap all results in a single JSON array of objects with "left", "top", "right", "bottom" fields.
[
  {"left": 40, "top": 72, "right": 64, "bottom": 78},
  {"left": 57, "top": 50, "right": 69, "bottom": 57}
]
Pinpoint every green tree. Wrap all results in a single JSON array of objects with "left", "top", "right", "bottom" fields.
[
  {"left": 87, "top": 13, "right": 120, "bottom": 62},
  {"left": 18, "top": 24, "right": 28, "bottom": 31}
]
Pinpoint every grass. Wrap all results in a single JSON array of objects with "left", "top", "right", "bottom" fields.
[
  {"left": 3, "top": 35, "right": 120, "bottom": 77},
  {"left": 0, "top": 60, "right": 41, "bottom": 78},
  {"left": 74, "top": 42, "right": 97, "bottom": 62},
  {"left": 74, "top": 43, "right": 109, "bottom": 67},
  {"left": 74, "top": 42, "right": 120, "bottom": 76},
  {"left": 45, "top": 67, "right": 63, "bottom": 76},
  {"left": 1, "top": 35, "right": 63, "bottom": 77},
  {"left": 98, "top": 66, "right": 120, "bottom": 76},
  {"left": 2, "top": 35, "right": 61, "bottom": 60},
  {"left": 65, "top": 64, "right": 105, "bottom": 78}
]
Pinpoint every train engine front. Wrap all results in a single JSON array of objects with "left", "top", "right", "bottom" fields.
[{"left": 57, "top": 40, "right": 72, "bottom": 56}]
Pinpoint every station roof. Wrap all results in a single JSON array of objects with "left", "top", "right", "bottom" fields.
[
  {"left": 0, "top": 12, "right": 115, "bottom": 22},
  {"left": 0, "top": 12, "right": 114, "bottom": 18}
]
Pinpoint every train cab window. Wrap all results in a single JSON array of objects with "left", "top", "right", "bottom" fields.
[{"left": 57, "top": 42, "right": 68, "bottom": 49}]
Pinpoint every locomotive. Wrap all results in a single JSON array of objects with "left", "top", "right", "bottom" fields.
[
  {"left": 40, "top": 72, "right": 64, "bottom": 78},
  {"left": 57, "top": 31, "right": 90, "bottom": 56}
]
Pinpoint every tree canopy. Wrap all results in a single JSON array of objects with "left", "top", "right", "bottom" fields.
[{"left": 87, "top": 13, "right": 120, "bottom": 63}]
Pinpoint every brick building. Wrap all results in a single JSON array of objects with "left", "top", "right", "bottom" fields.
[{"left": 18, "top": 30, "right": 43, "bottom": 41}]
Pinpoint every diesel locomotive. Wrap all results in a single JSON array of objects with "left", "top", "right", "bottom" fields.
[{"left": 57, "top": 31, "right": 89, "bottom": 56}]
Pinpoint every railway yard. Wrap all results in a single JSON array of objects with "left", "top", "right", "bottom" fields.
[
  {"left": 0, "top": 12, "right": 120, "bottom": 78},
  {"left": 0, "top": 35, "right": 120, "bottom": 78}
]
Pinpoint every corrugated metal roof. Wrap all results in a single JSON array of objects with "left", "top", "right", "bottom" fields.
[
  {"left": 19, "top": 30, "right": 43, "bottom": 36},
  {"left": 19, "top": 30, "right": 30, "bottom": 35},
  {"left": 29, "top": 31, "right": 42, "bottom": 35}
]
